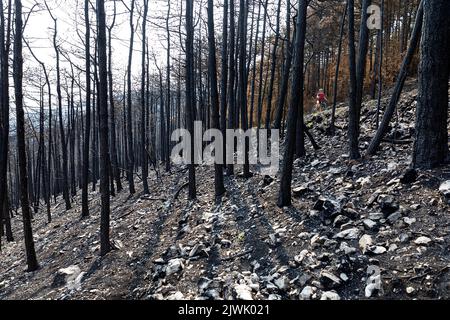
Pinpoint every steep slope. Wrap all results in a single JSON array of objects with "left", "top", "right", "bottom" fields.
[{"left": 0, "top": 80, "right": 449, "bottom": 300}]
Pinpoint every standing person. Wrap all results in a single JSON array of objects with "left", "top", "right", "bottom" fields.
[{"left": 316, "top": 88, "right": 328, "bottom": 112}]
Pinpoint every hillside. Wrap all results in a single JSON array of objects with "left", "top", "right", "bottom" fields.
[{"left": 1, "top": 80, "right": 449, "bottom": 300}]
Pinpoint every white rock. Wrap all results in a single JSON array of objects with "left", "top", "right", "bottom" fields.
[
  {"left": 334, "top": 228, "right": 360, "bottom": 240},
  {"left": 404, "top": 217, "right": 416, "bottom": 225},
  {"left": 370, "top": 246, "right": 387, "bottom": 255},
  {"left": 274, "top": 276, "right": 288, "bottom": 291},
  {"left": 339, "top": 242, "right": 356, "bottom": 255},
  {"left": 166, "top": 258, "right": 184, "bottom": 276},
  {"left": 234, "top": 284, "right": 253, "bottom": 300},
  {"left": 363, "top": 219, "right": 377, "bottom": 230},
  {"left": 359, "top": 235, "right": 373, "bottom": 254},
  {"left": 55, "top": 265, "right": 85, "bottom": 291},
  {"left": 414, "top": 236, "right": 432, "bottom": 246},
  {"left": 406, "top": 287, "right": 415, "bottom": 295},
  {"left": 167, "top": 291, "right": 184, "bottom": 300},
  {"left": 299, "top": 286, "right": 314, "bottom": 300},
  {"left": 439, "top": 180, "right": 450, "bottom": 199},
  {"left": 320, "top": 291, "right": 341, "bottom": 300}
]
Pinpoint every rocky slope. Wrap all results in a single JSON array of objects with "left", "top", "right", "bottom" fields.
[{"left": 0, "top": 79, "right": 449, "bottom": 300}]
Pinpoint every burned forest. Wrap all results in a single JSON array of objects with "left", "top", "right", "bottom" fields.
[{"left": 0, "top": 0, "right": 450, "bottom": 305}]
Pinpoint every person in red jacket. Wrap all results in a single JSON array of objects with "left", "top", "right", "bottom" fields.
[{"left": 316, "top": 88, "right": 328, "bottom": 112}]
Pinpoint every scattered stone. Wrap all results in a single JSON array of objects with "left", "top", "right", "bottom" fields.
[
  {"left": 166, "top": 258, "right": 184, "bottom": 276},
  {"left": 359, "top": 235, "right": 373, "bottom": 254},
  {"left": 52, "top": 265, "right": 85, "bottom": 291},
  {"left": 414, "top": 236, "right": 432, "bottom": 246},
  {"left": 299, "top": 286, "right": 315, "bottom": 300},
  {"left": 234, "top": 284, "right": 253, "bottom": 300},
  {"left": 334, "top": 228, "right": 360, "bottom": 240},
  {"left": 439, "top": 180, "right": 450, "bottom": 203},
  {"left": 274, "top": 276, "right": 288, "bottom": 291},
  {"left": 406, "top": 287, "right": 415, "bottom": 295},
  {"left": 319, "top": 271, "right": 342, "bottom": 290},
  {"left": 363, "top": 219, "right": 378, "bottom": 231},
  {"left": 387, "top": 212, "right": 402, "bottom": 224},
  {"left": 320, "top": 291, "right": 341, "bottom": 300}
]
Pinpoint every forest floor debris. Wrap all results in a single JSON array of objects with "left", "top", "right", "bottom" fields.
[{"left": 0, "top": 80, "right": 449, "bottom": 300}]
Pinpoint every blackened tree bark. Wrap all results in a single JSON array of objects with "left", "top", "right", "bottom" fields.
[
  {"left": 126, "top": 0, "right": 136, "bottom": 194},
  {"left": 238, "top": 0, "right": 250, "bottom": 178},
  {"left": 220, "top": 0, "right": 228, "bottom": 164},
  {"left": 107, "top": 0, "right": 122, "bottom": 192},
  {"left": 329, "top": 0, "right": 347, "bottom": 134},
  {"left": 249, "top": 0, "right": 262, "bottom": 128},
  {"left": 347, "top": 0, "right": 360, "bottom": 159},
  {"left": 207, "top": 0, "right": 225, "bottom": 198},
  {"left": 355, "top": 0, "right": 371, "bottom": 124},
  {"left": 81, "top": 0, "right": 91, "bottom": 218},
  {"left": 226, "top": 0, "right": 236, "bottom": 176},
  {"left": 367, "top": 1, "right": 423, "bottom": 156},
  {"left": 413, "top": 0, "right": 450, "bottom": 168},
  {"left": 165, "top": 1, "right": 171, "bottom": 172},
  {"left": 0, "top": 0, "right": 10, "bottom": 232},
  {"left": 45, "top": 2, "right": 71, "bottom": 209},
  {"left": 185, "top": 0, "right": 196, "bottom": 199},
  {"left": 96, "top": 0, "right": 111, "bottom": 256},
  {"left": 256, "top": 0, "right": 268, "bottom": 130},
  {"left": 277, "top": 0, "right": 307, "bottom": 207},
  {"left": 141, "top": 0, "right": 150, "bottom": 194},
  {"left": 14, "top": 0, "right": 39, "bottom": 271},
  {"left": 264, "top": 0, "right": 282, "bottom": 130},
  {"left": 273, "top": 0, "right": 291, "bottom": 130}
]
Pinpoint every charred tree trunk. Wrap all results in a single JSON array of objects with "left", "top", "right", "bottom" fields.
[
  {"left": 347, "top": 0, "right": 360, "bottom": 159},
  {"left": 108, "top": 1, "right": 122, "bottom": 193},
  {"left": 329, "top": 1, "right": 347, "bottom": 134},
  {"left": 185, "top": 0, "right": 196, "bottom": 199},
  {"left": 141, "top": 0, "right": 149, "bottom": 194},
  {"left": 273, "top": 0, "right": 292, "bottom": 130},
  {"left": 278, "top": 0, "right": 307, "bottom": 207},
  {"left": 82, "top": 0, "right": 91, "bottom": 218},
  {"left": 207, "top": 0, "right": 225, "bottom": 197},
  {"left": 367, "top": 1, "right": 423, "bottom": 156},
  {"left": 97, "top": 0, "right": 111, "bottom": 256},
  {"left": 126, "top": 0, "right": 136, "bottom": 194},
  {"left": 265, "top": 0, "right": 282, "bottom": 130},
  {"left": 226, "top": 0, "right": 236, "bottom": 175},
  {"left": 412, "top": 0, "right": 449, "bottom": 168},
  {"left": 14, "top": 0, "right": 39, "bottom": 271}
]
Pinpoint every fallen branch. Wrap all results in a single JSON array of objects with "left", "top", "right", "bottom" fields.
[
  {"left": 221, "top": 249, "right": 252, "bottom": 262},
  {"left": 381, "top": 139, "right": 413, "bottom": 145}
]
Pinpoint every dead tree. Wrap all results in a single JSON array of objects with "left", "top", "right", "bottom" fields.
[
  {"left": 412, "top": 0, "right": 449, "bottom": 169},
  {"left": 81, "top": 0, "right": 91, "bottom": 218},
  {"left": 185, "top": 0, "right": 196, "bottom": 199},
  {"left": 141, "top": 0, "right": 150, "bottom": 194},
  {"left": 126, "top": 0, "right": 136, "bottom": 194},
  {"left": 97, "top": 0, "right": 111, "bottom": 256},
  {"left": 329, "top": 0, "right": 347, "bottom": 134},
  {"left": 45, "top": 1, "right": 71, "bottom": 210},
  {"left": 278, "top": 0, "right": 307, "bottom": 207},
  {"left": 107, "top": 0, "right": 122, "bottom": 193},
  {"left": 207, "top": 0, "right": 225, "bottom": 197},
  {"left": 13, "top": 0, "right": 39, "bottom": 271},
  {"left": 346, "top": 0, "right": 360, "bottom": 159},
  {"left": 367, "top": 1, "right": 423, "bottom": 156}
]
